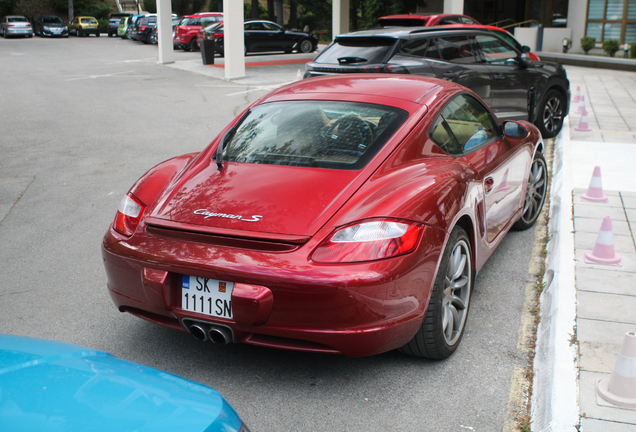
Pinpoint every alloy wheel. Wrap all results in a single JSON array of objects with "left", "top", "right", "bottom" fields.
[
  {"left": 542, "top": 96, "right": 563, "bottom": 134},
  {"left": 442, "top": 239, "right": 471, "bottom": 346},
  {"left": 520, "top": 156, "right": 547, "bottom": 225}
]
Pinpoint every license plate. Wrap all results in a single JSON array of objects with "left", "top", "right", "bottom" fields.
[{"left": 181, "top": 275, "right": 233, "bottom": 319}]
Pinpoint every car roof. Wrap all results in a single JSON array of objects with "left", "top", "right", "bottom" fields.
[
  {"left": 262, "top": 74, "right": 463, "bottom": 105},
  {"left": 342, "top": 26, "right": 498, "bottom": 39},
  {"left": 379, "top": 13, "right": 466, "bottom": 19}
]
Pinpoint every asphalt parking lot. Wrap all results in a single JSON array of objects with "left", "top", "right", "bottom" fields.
[{"left": 1, "top": 36, "right": 540, "bottom": 431}]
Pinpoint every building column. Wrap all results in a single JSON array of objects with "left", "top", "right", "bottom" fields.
[
  {"left": 157, "top": 0, "right": 174, "bottom": 64},
  {"left": 223, "top": 0, "right": 246, "bottom": 80},
  {"left": 444, "top": 0, "right": 464, "bottom": 14},
  {"left": 332, "top": 0, "right": 349, "bottom": 39}
]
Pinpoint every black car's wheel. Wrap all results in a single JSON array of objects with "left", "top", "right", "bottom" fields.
[
  {"left": 149, "top": 31, "right": 157, "bottom": 44},
  {"left": 183, "top": 40, "right": 192, "bottom": 51},
  {"left": 513, "top": 152, "right": 547, "bottom": 231},
  {"left": 96, "top": 32, "right": 100, "bottom": 37},
  {"left": 298, "top": 38, "right": 314, "bottom": 53},
  {"left": 536, "top": 89, "right": 565, "bottom": 138},
  {"left": 399, "top": 226, "right": 472, "bottom": 359}
]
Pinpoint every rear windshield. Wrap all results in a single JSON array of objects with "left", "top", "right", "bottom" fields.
[
  {"left": 378, "top": 18, "right": 428, "bottom": 27},
  {"left": 315, "top": 37, "right": 397, "bottom": 65},
  {"left": 80, "top": 18, "right": 97, "bottom": 24},
  {"left": 222, "top": 101, "right": 407, "bottom": 170},
  {"left": 8, "top": 17, "right": 28, "bottom": 22}
]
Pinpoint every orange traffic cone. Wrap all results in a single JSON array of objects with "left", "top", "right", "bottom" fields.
[
  {"left": 576, "top": 95, "right": 587, "bottom": 114},
  {"left": 572, "top": 85, "right": 581, "bottom": 103},
  {"left": 575, "top": 108, "right": 592, "bottom": 132},
  {"left": 597, "top": 331, "right": 636, "bottom": 409},
  {"left": 581, "top": 166, "right": 608, "bottom": 202},
  {"left": 585, "top": 216, "right": 621, "bottom": 265}
]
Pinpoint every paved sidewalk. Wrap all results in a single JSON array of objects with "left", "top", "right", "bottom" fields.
[{"left": 544, "top": 65, "right": 636, "bottom": 431}]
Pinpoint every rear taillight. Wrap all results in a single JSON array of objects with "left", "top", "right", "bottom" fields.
[
  {"left": 312, "top": 219, "right": 422, "bottom": 263},
  {"left": 113, "top": 194, "right": 146, "bottom": 237},
  {"left": 8, "top": 23, "right": 14, "bottom": 27},
  {"left": 139, "top": 25, "right": 146, "bottom": 31}
]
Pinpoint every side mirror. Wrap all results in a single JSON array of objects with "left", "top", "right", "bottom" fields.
[
  {"left": 502, "top": 121, "right": 528, "bottom": 138},
  {"left": 522, "top": 45, "right": 531, "bottom": 53}
]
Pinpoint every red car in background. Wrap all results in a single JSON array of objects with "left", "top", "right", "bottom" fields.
[
  {"left": 102, "top": 74, "right": 547, "bottom": 360},
  {"left": 375, "top": 13, "right": 480, "bottom": 27},
  {"left": 173, "top": 12, "right": 222, "bottom": 51}
]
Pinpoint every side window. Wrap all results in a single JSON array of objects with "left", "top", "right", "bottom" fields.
[
  {"left": 460, "top": 17, "right": 479, "bottom": 24},
  {"left": 474, "top": 35, "right": 518, "bottom": 65},
  {"left": 438, "top": 17, "right": 461, "bottom": 25},
  {"left": 433, "top": 36, "right": 477, "bottom": 64},
  {"left": 400, "top": 37, "right": 430, "bottom": 57},
  {"left": 262, "top": 22, "right": 280, "bottom": 31},
  {"left": 429, "top": 94, "right": 497, "bottom": 155}
]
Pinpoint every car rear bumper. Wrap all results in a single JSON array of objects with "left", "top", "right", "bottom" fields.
[
  {"left": 41, "top": 28, "right": 68, "bottom": 37},
  {"left": 102, "top": 224, "right": 443, "bottom": 357},
  {"left": 78, "top": 28, "right": 99, "bottom": 35},
  {"left": 6, "top": 28, "right": 33, "bottom": 36}
]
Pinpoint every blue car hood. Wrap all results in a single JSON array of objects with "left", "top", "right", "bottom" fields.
[{"left": 0, "top": 335, "right": 245, "bottom": 432}]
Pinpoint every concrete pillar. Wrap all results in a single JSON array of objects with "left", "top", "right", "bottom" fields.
[
  {"left": 444, "top": 0, "right": 464, "bottom": 14},
  {"left": 332, "top": 0, "right": 349, "bottom": 39},
  {"left": 223, "top": 0, "right": 246, "bottom": 80},
  {"left": 157, "top": 0, "right": 174, "bottom": 64}
]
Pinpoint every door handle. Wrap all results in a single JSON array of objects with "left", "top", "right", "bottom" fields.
[
  {"left": 484, "top": 177, "right": 495, "bottom": 194},
  {"left": 492, "top": 74, "right": 505, "bottom": 80}
]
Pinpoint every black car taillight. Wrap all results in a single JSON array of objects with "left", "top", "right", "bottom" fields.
[{"left": 363, "top": 65, "right": 408, "bottom": 74}]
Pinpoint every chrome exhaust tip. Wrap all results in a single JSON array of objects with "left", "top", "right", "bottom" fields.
[
  {"left": 189, "top": 324, "right": 209, "bottom": 342},
  {"left": 209, "top": 326, "right": 232, "bottom": 345}
]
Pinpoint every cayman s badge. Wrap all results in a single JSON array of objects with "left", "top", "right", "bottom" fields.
[{"left": 194, "top": 209, "right": 263, "bottom": 222}]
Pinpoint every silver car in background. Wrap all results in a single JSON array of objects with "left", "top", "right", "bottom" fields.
[{"left": 1, "top": 16, "right": 33, "bottom": 38}]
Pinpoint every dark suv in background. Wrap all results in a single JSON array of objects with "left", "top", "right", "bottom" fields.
[{"left": 305, "top": 27, "right": 570, "bottom": 138}]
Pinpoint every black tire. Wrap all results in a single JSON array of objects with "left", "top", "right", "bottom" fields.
[
  {"left": 95, "top": 32, "right": 100, "bottom": 37},
  {"left": 298, "top": 38, "right": 314, "bottom": 53},
  {"left": 149, "top": 31, "right": 157, "bottom": 45},
  {"left": 189, "top": 37, "right": 198, "bottom": 51},
  {"left": 399, "top": 226, "right": 473, "bottom": 359},
  {"left": 535, "top": 89, "right": 565, "bottom": 138},
  {"left": 183, "top": 40, "right": 192, "bottom": 52},
  {"left": 513, "top": 152, "right": 547, "bottom": 231}
]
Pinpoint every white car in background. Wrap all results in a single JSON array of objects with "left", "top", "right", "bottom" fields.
[{"left": 1, "top": 15, "right": 33, "bottom": 38}]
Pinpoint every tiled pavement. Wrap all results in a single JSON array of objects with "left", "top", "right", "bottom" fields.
[{"left": 563, "top": 65, "right": 636, "bottom": 431}]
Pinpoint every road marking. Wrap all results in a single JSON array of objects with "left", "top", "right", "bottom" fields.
[{"left": 61, "top": 70, "right": 147, "bottom": 81}]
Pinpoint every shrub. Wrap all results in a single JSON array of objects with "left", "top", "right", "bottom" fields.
[
  {"left": 580, "top": 36, "right": 596, "bottom": 54},
  {"left": 630, "top": 43, "right": 636, "bottom": 58},
  {"left": 603, "top": 39, "right": 619, "bottom": 57}
]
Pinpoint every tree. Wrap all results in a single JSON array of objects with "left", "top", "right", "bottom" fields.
[
  {"left": 250, "top": 0, "right": 258, "bottom": 19},
  {"left": 0, "top": 0, "right": 19, "bottom": 17}
]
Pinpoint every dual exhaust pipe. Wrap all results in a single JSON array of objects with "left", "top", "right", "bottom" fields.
[{"left": 183, "top": 319, "right": 233, "bottom": 345}]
